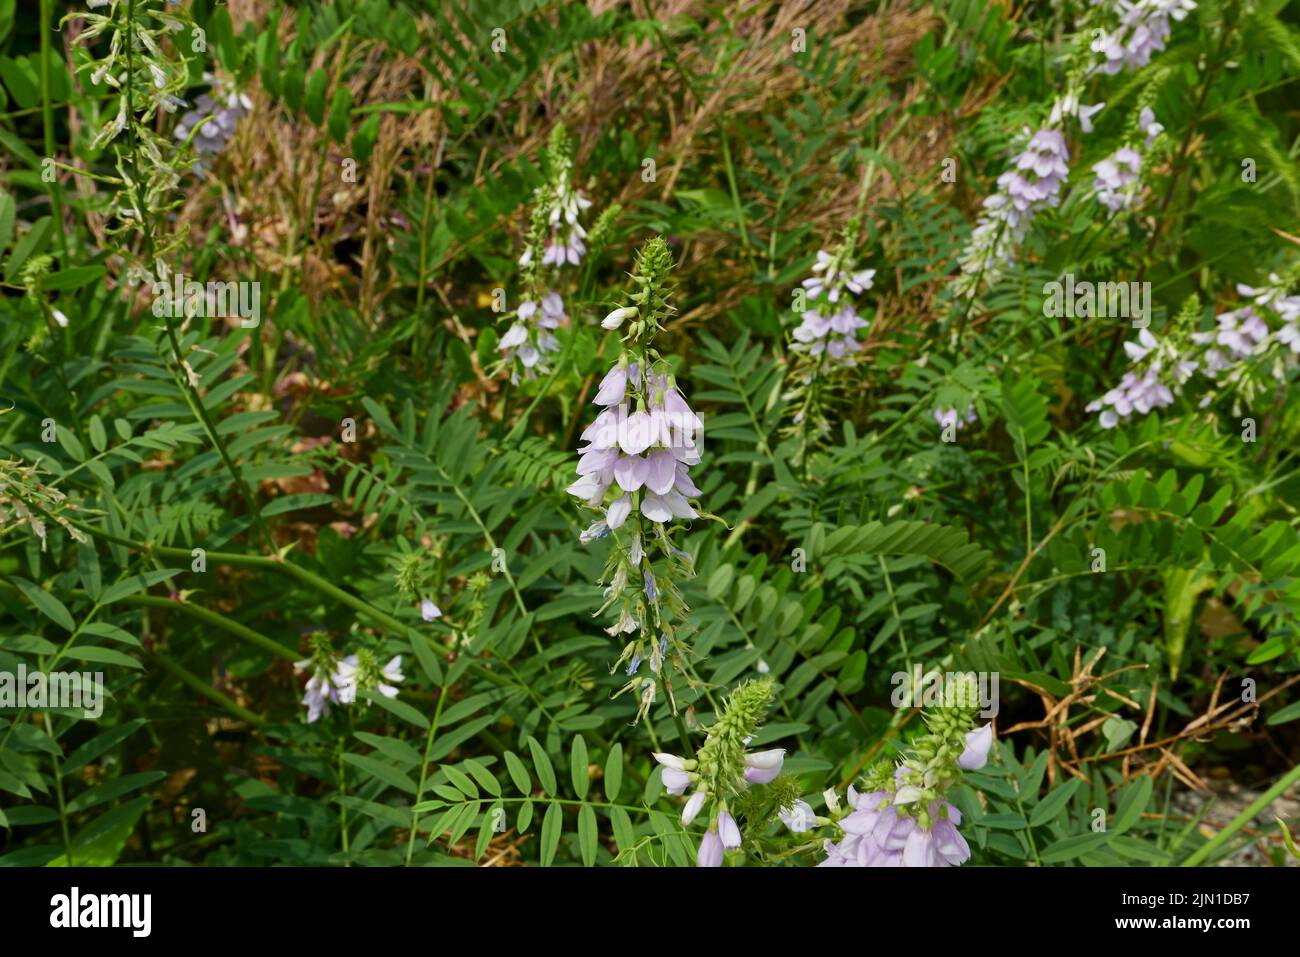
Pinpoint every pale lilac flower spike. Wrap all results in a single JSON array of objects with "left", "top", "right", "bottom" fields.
[
  {"left": 791, "top": 244, "right": 874, "bottom": 368},
  {"left": 958, "top": 723, "right": 994, "bottom": 770},
  {"left": 1090, "top": 0, "right": 1197, "bottom": 76}
]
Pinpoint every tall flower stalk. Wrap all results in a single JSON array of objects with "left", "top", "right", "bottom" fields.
[
  {"left": 499, "top": 125, "right": 592, "bottom": 384},
  {"left": 953, "top": 0, "right": 1196, "bottom": 305},
  {"left": 567, "top": 237, "right": 708, "bottom": 720},
  {"left": 65, "top": 0, "right": 273, "bottom": 552},
  {"left": 782, "top": 218, "right": 875, "bottom": 464}
]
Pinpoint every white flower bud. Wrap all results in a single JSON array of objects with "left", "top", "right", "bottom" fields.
[{"left": 601, "top": 306, "right": 638, "bottom": 330}]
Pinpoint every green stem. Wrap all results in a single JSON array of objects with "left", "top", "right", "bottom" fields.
[
  {"left": 40, "top": 0, "right": 68, "bottom": 261},
  {"left": 1180, "top": 761, "right": 1300, "bottom": 867},
  {"left": 121, "top": 0, "right": 275, "bottom": 556},
  {"left": 151, "top": 651, "right": 265, "bottom": 726},
  {"left": 66, "top": 518, "right": 449, "bottom": 654},
  {"left": 45, "top": 713, "right": 74, "bottom": 865},
  {"left": 406, "top": 682, "right": 451, "bottom": 864}
]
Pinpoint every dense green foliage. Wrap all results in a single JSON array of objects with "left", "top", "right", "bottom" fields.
[{"left": 0, "top": 0, "right": 1298, "bottom": 868}]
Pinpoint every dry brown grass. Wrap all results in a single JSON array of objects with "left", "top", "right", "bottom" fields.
[{"left": 182, "top": 0, "right": 995, "bottom": 342}]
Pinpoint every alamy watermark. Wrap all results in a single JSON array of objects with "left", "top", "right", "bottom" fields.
[
  {"left": 0, "top": 666, "right": 104, "bottom": 719},
  {"left": 890, "top": 665, "right": 999, "bottom": 718},
  {"left": 50, "top": 887, "right": 151, "bottom": 937},
  {"left": 151, "top": 272, "right": 260, "bottom": 327},
  {"left": 1043, "top": 273, "right": 1151, "bottom": 328}
]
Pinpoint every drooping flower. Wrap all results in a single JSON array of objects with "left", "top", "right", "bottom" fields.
[
  {"left": 779, "top": 800, "right": 817, "bottom": 833},
  {"left": 958, "top": 723, "right": 994, "bottom": 770},
  {"left": 742, "top": 748, "right": 786, "bottom": 785},
  {"left": 294, "top": 634, "right": 344, "bottom": 723},
  {"left": 295, "top": 660, "right": 340, "bottom": 723},
  {"left": 332, "top": 650, "right": 404, "bottom": 705},
  {"left": 696, "top": 828, "right": 724, "bottom": 868}
]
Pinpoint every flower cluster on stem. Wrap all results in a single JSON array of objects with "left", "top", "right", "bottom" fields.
[
  {"left": 499, "top": 126, "right": 592, "bottom": 383},
  {"left": 568, "top": 238, "right": 708, "bottom": 720},
  {"left": 654, "top": 678, "right": 785, "bottom": 867},
  {"left": 1086, "top": 275, "right": 1300, "bottom": 427},
  {"left": 782, "top": 219, "right": 875, "bottom": 461},
  {"left": 819, "top": 676, "right": 993, "bottom": 867},
  {"left": 954, "top": 1, "right": 1196, "bottom": 301},
  {"left": 293, "top": 634, "right": 404, "bottom": 724}
]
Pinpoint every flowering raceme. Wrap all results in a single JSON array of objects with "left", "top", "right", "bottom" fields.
[
  {"left": 820, "top": 677, "right": 993, "bottom": 867},
  {"left": 1086, "top": 276, "right": 1299, "bottom": 428},
  {"left": 791, "top": 225, "right": 875, "bottom": 367},
  {"left": 1091, "top": 0, "right": 1197, "bottom": 75},
  {"left": 782, "top": 218, "right": 876, "bottom": 461},
  {"left": 955, "top": 1, "right": 1195, "bottom": 299},
  {"left": 654, "top": 678, "right": 784, "bottom": 867},
  {"left": 519, "top": 128, "right": 592, "bottom": 268},
  {"left": 956, "top": 124, "right": 1074, "bottom": 293},
  {"left": 294, "top": 635, "right": 405, "bottom": 723},
  {"left": 499, "top": 125, "right": 591, "bottom": 383},
  {"left": 1091, "top": 107, "right": 1162, "bottom": 213},
  {"left": 568, "top": 237, "right": 707, "bottom": 718}
]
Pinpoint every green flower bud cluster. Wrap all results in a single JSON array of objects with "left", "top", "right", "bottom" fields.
[
  {"left": 891, "top": 674, "right": 983, "bottom": 822},
  {"left": 695, "top": 678, "right": 775, "bottom": 799}
]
